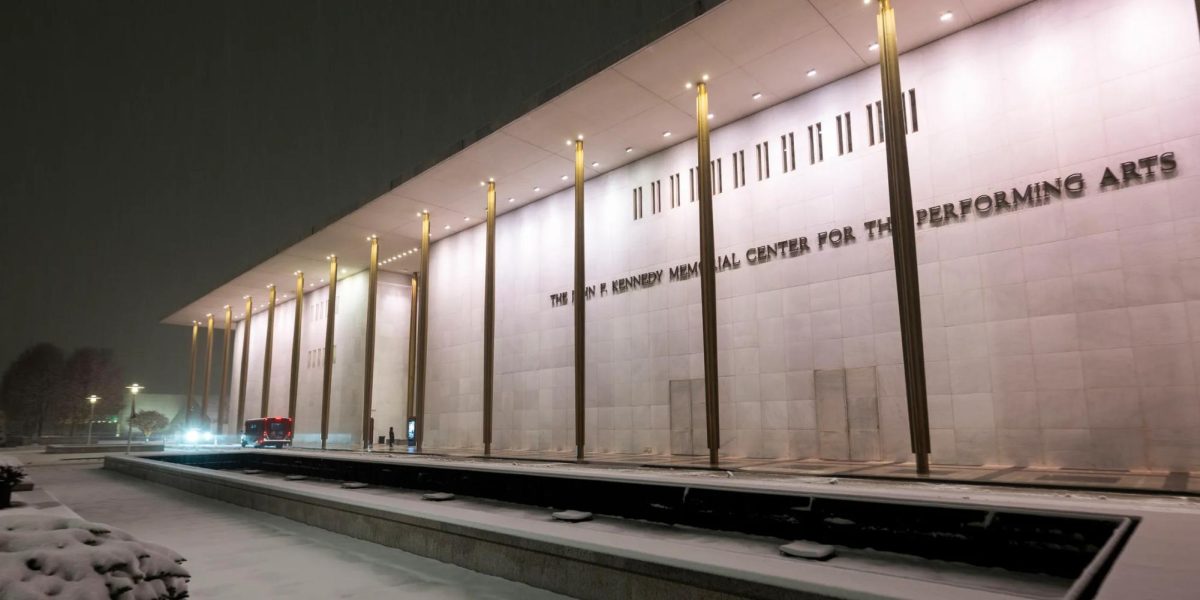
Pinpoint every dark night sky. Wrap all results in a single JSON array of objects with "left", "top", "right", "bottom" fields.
[{"left": 0, "top": 0, "right": 703, "bottom": 394}]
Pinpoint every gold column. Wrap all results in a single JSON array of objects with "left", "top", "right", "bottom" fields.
[
  {"left": 414, "top": 213, "right": 431, "bottom": 451},
  {"left": 573, "top": 137, "right": 586, "bottom": 461},
  {"left": 237, "top": 297, "right": 252, "bottom": 435},
  {"left": 218, "top": 305, "right": 233, "bottom": 435},
  {"left": 694, "top": 79, "right": 721, "bottom": 466},
  {"left": 483, "top": 181, "right": 496, "bottom": 456},
  {"left": 406, "top": 273, "right": 418, "bottom": 421},
  {"left": 261, "top": 284, "right": 276, "bottom": 418},
  {"left": 288, "top": 272, "right": 304, "bottom": 423},
  {"left": 363, "top": 236, "right": 380, "bottom": 449},
  {"left": 201, "top": 314, "right": 214, "bottom": 430},
  {"left": 185, "top": 321, "right": 199, "bottom": 429},
  {"left": 877, "top": 0, "right": 931, "bottom": 474},
  {"left": 320, "top": 255, "right": 338, "bottom": 450}
]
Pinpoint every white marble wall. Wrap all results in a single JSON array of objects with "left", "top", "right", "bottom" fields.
[
  {"left": 228, "top": 271, "right": 413, "bottom": 448},
  {"left": 422, "top": 0, "right": 1200, "bottom": 470}
]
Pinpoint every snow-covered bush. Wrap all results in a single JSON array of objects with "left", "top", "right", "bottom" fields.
[{"left": 0, "top": 515, "right": 189, "bottom": 599}]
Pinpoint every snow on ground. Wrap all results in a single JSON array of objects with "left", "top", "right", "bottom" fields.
[
  {"left": 0, "top": 514, "right": 189, "bottom": 600},
  {"left": 29, "top": 465, "right": 569, "bottom": 599}
]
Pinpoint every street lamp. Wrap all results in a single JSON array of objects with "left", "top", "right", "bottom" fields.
[
  {"left": 125, "top": 383, "right": 144, "bottom": 454},
  {"left": 85, "top": 395, "right": 100, "bottom": 446}
]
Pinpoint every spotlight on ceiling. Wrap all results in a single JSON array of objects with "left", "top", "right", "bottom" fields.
[
  {"left": 807, "top": 69, "right": 817, "bottom": 77},
  {"left": 591, "top": 162, "right": 599, "bottom": 168},
  {"left": 869, "top": 42, "right": 879, "bottom": 51},
  {"left": 940, "top": 11, "right": 953, "bottom": 22},
  {"left": 625, "top": 147, "right": 633, "bottom": 153},
  {"left": 662, "top": 131, "right": 672, "bottom": 138},
  {"left": 752, "top": 92, "right": 762, "bottom": 100}
]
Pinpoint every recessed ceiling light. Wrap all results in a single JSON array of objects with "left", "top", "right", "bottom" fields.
[
  {"left": 684, "top": 82, "right": 692, "bottom": 89},
  {"left": 591, "top": 162, "right": 599, "bottom": 168},
  {"left": 444, "top": 225, "right": 451, "bottom": 230},
  {"left": 625, "top": 147, "right": 633, "bottom": 153},
  {"left": 751, "top": 92, "right": 762, "bottom": 100},
  {"left": 463, "top": 216, "right": 470, "bottom": 222},
  {"left": 533, "top": 186, "right": 541, "bottom": 192},
  {"left": 707, "top": 113, "right": 714, "bottom": 120},
  {"left": 508, "top": 197, "right": 515, "bottom": 203},
  {"left": 560, "top": 175, "right": 568, "bottom": 181},
  {"left": 662, "top": 131, "right": 672, "bottom": 138},
  {"left": 863, "top": 0, "right": 870, "bottom": 4},
  {"left": 868, "top": 42, "right": 879, "bottom": 51},
  {"left": 807, "top": 69, "right": 817, "bottom": 77},
  {"left": 940, "top": 11, "right": 953, "bottom": 22},
  {"left": 701, "top": 74, "right": 709, "bottom": 81}
]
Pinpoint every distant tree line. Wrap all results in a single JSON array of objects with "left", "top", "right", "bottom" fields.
[{"left": 0, "top": 343, "right": 126, "bottom": 438}]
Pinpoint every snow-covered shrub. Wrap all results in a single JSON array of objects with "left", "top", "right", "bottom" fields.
[{"left": 0, "top": 515, "right": 189, "bottom": 599}]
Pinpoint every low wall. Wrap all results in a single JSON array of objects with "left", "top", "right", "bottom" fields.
[
  {"left": 103, "top": 455, "right": 815, "bottom": 600},
  {"left": 46, "top": 443, "right": 164, "bottom": 454}
]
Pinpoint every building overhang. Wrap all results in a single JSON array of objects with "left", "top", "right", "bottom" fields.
[{"left": 163, "top": 0, "right": 1031, "bottom": 325}]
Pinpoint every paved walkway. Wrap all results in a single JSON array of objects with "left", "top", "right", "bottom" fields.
[{"left": 29, "top": 464, "right": 569, "bottom": 599}]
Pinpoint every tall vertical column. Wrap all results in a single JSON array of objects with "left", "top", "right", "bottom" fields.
[
  {"left": 414, "top": 213, "right": 431, "bottom": 451},
  {"left": 185, "top": 321, "right": 199, "bottom": 430},
  {"left": 406, "top": 272, "right": 418, "bottom": 421},
  {"left": 201, "top": 314, "right": 214, "bottom": 429},
  {"left": 261, "top": 284, "right": 276, "bottom": 418},
  {"left": 218, "top": 305, "right": 233, "bottom": 435},
  {"left": 237, "top": 297, "right": 252, "bottom": 435},
  {"left": 483, "top": 181, "right": 496, "bottom": 455},
  {"left": 363, "top": 236, "right": 380, "bottom": 449},
  {"left": 694, "top": 78, "right": 721, "bottom": 466},
  {"left": 573, "top": 137, "right": 586, "bottom": 461},
  {"left": 321, "top": 255, "right": 338, "bottom": 450},
  {"left": 877, "top": 0, "right": 930, "bottom": 474},
  {"left": 288, "top": 272, "right": 304, "bottom": 423}
]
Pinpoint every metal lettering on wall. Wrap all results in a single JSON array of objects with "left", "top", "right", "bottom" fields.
[{"left": 549, "top": 151, "right": 1177, "bottom": 307}]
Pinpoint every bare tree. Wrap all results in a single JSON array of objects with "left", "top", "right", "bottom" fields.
[{"left": 0, "top": 343, "right": 66, "bottom": 438}]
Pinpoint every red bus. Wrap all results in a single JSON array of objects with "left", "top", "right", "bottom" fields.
[{"left": 241, "top": 417, "right": 293, "bottom": 448}]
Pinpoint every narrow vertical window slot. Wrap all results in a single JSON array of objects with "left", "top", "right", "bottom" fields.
[
  {"left": 867, "top": 104, "right": 875, "bottom": 146},
  {"left": 816, "top": 123, "right": 823, "bottom": 162},
  {"left": 837, "top": 115, "right": 844, "bottom": 156},
  {"left": 845, "top": 112, "right": 853, "bottom": 153},
  {"left": 807, "top": 125, "right": 815, "bottom": 165},
  {"left": 780, "top": 134, "right": 789, "bottom": 173},
  {"left": 909, "top": 88, "right": 918, "bottom": 132},
  {"left": 788, "top": 132, "right": 796, "bottom": 171}
]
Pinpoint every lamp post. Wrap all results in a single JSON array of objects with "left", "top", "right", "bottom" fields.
[
  {"left": 125, "top": 383, "right": 144, "bottom": 454},
  {"left": 85, "top": 395, "right": 100, "bottom": 446}
]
